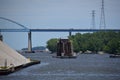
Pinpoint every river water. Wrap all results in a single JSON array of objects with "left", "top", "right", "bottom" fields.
[{"left": 0, "top": 53, "right": 120, "bottom": 80}]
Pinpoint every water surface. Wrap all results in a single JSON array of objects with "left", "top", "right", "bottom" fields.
[{"left": 0, "top": 53, "right": 120, "bottom": 80}]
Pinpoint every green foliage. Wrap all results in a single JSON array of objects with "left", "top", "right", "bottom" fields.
[
  {"left": 69, "top": 31, "right": 120, "bottom": 54},
  {"left": 47, "top": 31, "right": 120, "bottom": 54},
  {"left": 117, "top": 41, "right": 120, "bottom": 54},
  {"left": 106, "top": 38, "right": 119, "bottom": 54},
  {"left": 46, "top": 38, "right": 58, "bottom": 52}
]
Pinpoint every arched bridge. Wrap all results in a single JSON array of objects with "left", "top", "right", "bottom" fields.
[{"left": 0, "top": 17, "right": 120, "bottom": 52}]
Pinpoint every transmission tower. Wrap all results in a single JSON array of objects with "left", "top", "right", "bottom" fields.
[
  {"left": 100, "top": 0, "right": 106, "bottom": 29},
  {"left": 91, "top": 10, "right": 96, "bottom": 29}
]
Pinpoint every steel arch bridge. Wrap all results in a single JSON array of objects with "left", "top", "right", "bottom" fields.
[
  {"left": 0, "top": 17, "right": 120, "bottom": 33},
  {"left": 0, "top": 17, "right": 120, "bottom": 52}
]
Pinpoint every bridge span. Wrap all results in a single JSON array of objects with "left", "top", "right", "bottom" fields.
[
  {"left": 0, "top": 28, "right": 120, "bottom": 32},
  {"left": 0, "top": 17, "right": 120, "bottom": 52},
  {"left": 0, "top": 28, "right": 120, "bottom": 52}
]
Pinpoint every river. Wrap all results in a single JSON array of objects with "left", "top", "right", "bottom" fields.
[{"left": 0, "top": 53, "right": 120, "bottom": 80}]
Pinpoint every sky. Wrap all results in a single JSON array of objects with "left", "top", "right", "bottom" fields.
[{"left": 0, "top": 0, "right": 120, "bottom": 50}]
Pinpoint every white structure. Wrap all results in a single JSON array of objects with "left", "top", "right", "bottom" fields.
[{"left": 0, "top": 41, "right": 30, "bottom": 68}]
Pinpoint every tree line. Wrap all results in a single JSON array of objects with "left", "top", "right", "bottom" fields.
[{"left": 47, "top": 31, "right": 120, "bottom": 54}]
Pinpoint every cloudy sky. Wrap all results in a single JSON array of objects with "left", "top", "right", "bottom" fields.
[{"left": 0, "top": 0, "right": 120, "bottom": 50}]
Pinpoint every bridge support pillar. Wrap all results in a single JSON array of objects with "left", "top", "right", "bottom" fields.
[
  {"left": 0, "top": 33, "right": 3, "bottom": 41},
  {"left": 27, "top": 31, "right": 33, "bottom": 53}
]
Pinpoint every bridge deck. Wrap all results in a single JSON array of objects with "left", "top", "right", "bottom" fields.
[{"left": 0, "top": 29, "right": 120, "bottom": 32}]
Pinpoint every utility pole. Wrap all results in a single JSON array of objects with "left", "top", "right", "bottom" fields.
[{"left": 100, "top": 0, "right": 106, "bottom": 29}]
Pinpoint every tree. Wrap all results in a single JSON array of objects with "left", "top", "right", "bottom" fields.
[
  {"left": 117, "top": 41, "right": 120, "bottom": 54},
  {"left": 47, "top": 31, "right": 120, "bottom": 54},
  {"left": 106, "top": 38, "right": 119, "bottom": 54},
  {"left": 47, "top": 38, "right": 58, "bottom": 52}
]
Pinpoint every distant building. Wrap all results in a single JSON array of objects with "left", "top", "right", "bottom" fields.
[
  {"left": 32, "top": 46, "right": 50, "bottom": 53},
  {"left": 22, "top": 46, "right": 50, "bottom": 53}
]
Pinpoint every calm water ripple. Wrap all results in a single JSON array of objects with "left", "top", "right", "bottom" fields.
[{"left": 0, "top": 53, "right": 120, "bottom": 80}]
